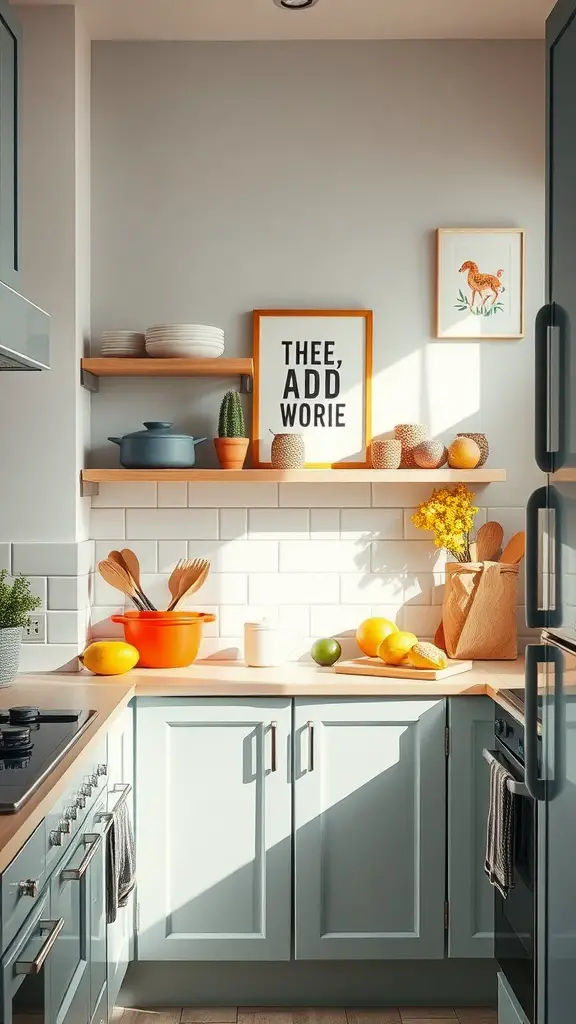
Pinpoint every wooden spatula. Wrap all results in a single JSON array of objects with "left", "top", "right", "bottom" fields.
[
  {"left": 167, "top": 558, "right": 195, "bottom": 607},
  {"left": 476, "top": 521, "right": 504, "bottom": 562},
  {"left": 499, "top": 531, "right": 526, "bottom": 565},
  {"left": 167, "top": 560, "right": 210, "bottom": 611},
  {"left": 98, "top": 559, "right": 147, "bottom": 610},
  {"left": 120, "top": 548, "right": 156, "bottom": 610}
]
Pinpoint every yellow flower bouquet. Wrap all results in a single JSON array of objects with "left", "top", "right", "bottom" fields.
[{"left": 411, "top": 484, "right": 479, "bottom": 562}]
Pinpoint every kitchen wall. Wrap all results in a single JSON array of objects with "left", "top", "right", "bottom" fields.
[{"left": 86, "top": 39, "right": 544, "bottom": 661}]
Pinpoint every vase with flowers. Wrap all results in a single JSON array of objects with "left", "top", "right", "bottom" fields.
[{"left": 411, "top": 483, "right": 479, "bottom": 560}]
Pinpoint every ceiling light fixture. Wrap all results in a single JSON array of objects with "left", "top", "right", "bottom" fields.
[{"left": 273, "top": 0, "right": 321, "bottom": 10}]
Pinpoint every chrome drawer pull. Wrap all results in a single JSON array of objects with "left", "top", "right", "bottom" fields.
[
  {"left": 270, "top": 722, "right": 278, "bottom": 772},
  {"left": 61, "top": 833, "right": 102, "bottom": 881},
  {"left": 18, "top": 879, "right": 39, "bottom": 898},
  {"left": 15, "top": 918, "right": 65, "bottom": 975},
  {"left": 307, "top": 721, "right": 315, "bottom": 772},
  {"left": 95, "top": 783, "right": 132, "bottom": 835},
  {"left": 482, "top": 749, "right": 530, "bottom": 797}
]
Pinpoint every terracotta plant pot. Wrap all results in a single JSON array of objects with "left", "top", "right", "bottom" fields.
[{"left": 214, "top": 436, "right": 249, "bottom": 470}]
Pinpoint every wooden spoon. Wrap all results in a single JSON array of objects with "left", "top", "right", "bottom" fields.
[
  {"left": 98, "top": 560, "right": 147, "bottom": 610},
  {"left": 499, "top": 531, "right": 526, "bottom": 565},
  {"left": 167, "top": 558, "right": 195, "bottom": 607},
  {"left": 476, "top": 521, "right": 504, "bottom": 562},
  {"left": 120, "top": 548, "right": 156, "bottom": 610},
  {"left": 168, "top": 560, "right": 210, "bottom": 611}
]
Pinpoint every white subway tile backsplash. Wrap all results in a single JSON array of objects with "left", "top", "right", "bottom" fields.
[
  {"left": 187, "top": 540, "right": 278, "bottom": 573},
  {"left": 95, "top": 540, "right": 158, "bottom": 574},
  {"left": 28, "top": 577, "right": 47, "bottom": 610},
  {"left": 188, "top": 483, "right": 277, "bottom": 508},
  {"left": 12, "top": 543, "right": 92, "bottom": 577},
  {"left": 18, "top": 645, "right": 80, "bottom": 673},
  {"left": 158, "top": 482, "right": 187, "bottom": 507},
  {"left": 219, "top": 509, "right": 248, "bottom": 541},
  {"left": 185, "top": 573, "right": 248, "bottom": 605},
  {"left": 372, "top": 541, "right": 446, "bottom": 574},
  {"left": 370, "top": 605, "right": 405, "bottom": 629},
  {"left": 279, "top": 540, "right": 367, "bottom": 574},
  {"left": 310, "top": 605, "right": 371, "bottom": 638},
  {"left": 91, "top": 509, "right": 125, "bottom": 541},
  {"left": 487, "top": 507, "right": 526, "bottom": 544},
  {"left": 310, "top": 508, "right": 340, "bottom": 539},
  {"left": 371, "top": 483, "right": 435, "bottom": 509},
  {"left": 341, "top": 508, "right": 403, "bottom": 540},
  {"left": 47, "top": 611, "right": 85, "bottom": 645},
  {"left": 403, "top": 605, "right": 441, "bottom": 638},
  {"left": 279, "top": 483, "right": 370, "bottom": 508},
  {"left": 94, "top": 572, "right": 126, "bottom": 607},
  {"left": 340, "top": 573, "right": 434, "bottom": 607},
  {"left": 218, "top": 604, "right": 310, "bottom": 638},
  {"left": 90, "top": 606, "right": 124, "bottom": 638},
  {"left": 127, "top": 508, "right": 218, "bottom": 540},
  {"left": 158, "top": 540, "right": 187, "bottom": 574},
  {"left": 249, "top": 573, "right": 340, "bottom": 605},
  {"left": 92, "top": 482, "right": 157, "bottom": 508},
  {"left": 197, "top": 639, "right": 242, "bottom": 661},
  {"left": 181, "top": 605, "right": 219, "bottom": 636},
  {"left": 48, "top": 575, "right": 91, "bottom": 611},
  {"left": 248, "top": 508, "right": 309, "bottom": 540}
]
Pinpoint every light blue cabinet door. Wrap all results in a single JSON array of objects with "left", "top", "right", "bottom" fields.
[
  {"left": 294, "top": 698, "right": 446, "bottom": 959},
  {"left": 0, "top": 0, "right": 20, "bottom": 288},
  {"left": 136, "top": 698, "right": 292, "bottom": 961},
  {"left": 49, "top": 832, "right": 90, "bottom": 1024},
  {"left": 448, "top": 696, "right": 494, "bottom": 958},
  {"left": 107, "top": 706, "right": 134, "bottom": 1016}
]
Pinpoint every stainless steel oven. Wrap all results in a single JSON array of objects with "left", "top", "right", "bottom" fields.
[
  {"left": 1, "top": 889, "right": 63, "bottom": 1024},
  {"left": 487, "top": 706, "right": 540, "bottom": 1024}
]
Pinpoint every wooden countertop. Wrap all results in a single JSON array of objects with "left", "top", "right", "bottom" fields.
[{"left": 0, "top": 659, "right": 525, "bottom": 872}]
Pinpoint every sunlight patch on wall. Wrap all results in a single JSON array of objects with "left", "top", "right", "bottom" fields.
[{"left": 425, "top": 342, "right": 481, "bottom": 437}]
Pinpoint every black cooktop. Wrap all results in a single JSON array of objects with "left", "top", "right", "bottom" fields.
[{"left": 0, "top": 707, "right": 97, "bottom": 813}]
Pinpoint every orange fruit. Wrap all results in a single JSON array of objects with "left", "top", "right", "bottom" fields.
[
  {"left": 378, "top": 631, "right": 418, "bottom": 665},
  {"left": 447, "top": 436, "right": 481, "bottom": 469},
  {"left": 356, "top": 617, "right": 398, "bottom": 657}
]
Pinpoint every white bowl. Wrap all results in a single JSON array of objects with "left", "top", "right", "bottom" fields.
[{"left": 145, "top": 341, "right": 225, "bottom": 359}]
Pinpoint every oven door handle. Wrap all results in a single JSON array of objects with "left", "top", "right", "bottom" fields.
[
  {"left": 482, "top": 748, "right": 530, "bottom": 797},
  {"left": 525, "top": 643, "right": 565, "bottom": 802}
]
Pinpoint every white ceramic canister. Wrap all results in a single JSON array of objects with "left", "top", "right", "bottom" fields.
[{"left": 244, "top": 619, "right": 287, "bottom": 667}]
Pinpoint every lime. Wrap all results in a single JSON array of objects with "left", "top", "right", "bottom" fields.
[{"left": 311, "top": 638, "right": 342, "bottom": 667}]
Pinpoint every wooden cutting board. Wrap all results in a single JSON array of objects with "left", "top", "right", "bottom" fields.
[{"left": 335, "top": 657, "right": 473, "bottom": 681}]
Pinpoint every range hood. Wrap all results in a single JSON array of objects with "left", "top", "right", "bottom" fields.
[{"left": 0, "top": 279, "right": 50, "bottom": 370}]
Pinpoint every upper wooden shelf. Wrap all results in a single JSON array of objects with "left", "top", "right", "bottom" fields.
[
  {"left": 82, "top": 468, "right": 507, "bottom": 484},
  {"left": 81, "top": 357, "right": 253, "bottom": 380},
  {"left": 551, "top": 468, "right": 576, "bottom": 482}
]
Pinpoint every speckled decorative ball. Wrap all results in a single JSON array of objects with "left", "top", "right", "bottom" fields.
[{"left": 413, "top": 440, "right": 448, "bottom": 469}]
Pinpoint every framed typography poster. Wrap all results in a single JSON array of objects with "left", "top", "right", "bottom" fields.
[{"left": 252, "top": 309, "right": 373, "bottom": 468}]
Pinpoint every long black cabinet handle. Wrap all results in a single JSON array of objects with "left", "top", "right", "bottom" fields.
[
  {"left": 526, "top": 486, "right": 562, "bottom": 629},
  {"left": 535, "top": 303, "right": 555, "bottom": 472},
  {"left": 525, "top": 643, "right": 565, "bottom": 802}
]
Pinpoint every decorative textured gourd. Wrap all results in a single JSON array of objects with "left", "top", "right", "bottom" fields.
[
  {"left": 394, "top": 424, "right": 428, "bottom": 468},
  {"left": 218, "top": 390, "right": 246, "bottom": 438},
  {"left": 413, "top": 440, "right": 448, "bottom": 469},
  {"left": 447, "top": 436, "right": 481, "bottom": 469}
]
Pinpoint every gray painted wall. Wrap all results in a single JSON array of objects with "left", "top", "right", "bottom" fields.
[{"left": 91, "top": 39, "right": 544, "bottom": 508}]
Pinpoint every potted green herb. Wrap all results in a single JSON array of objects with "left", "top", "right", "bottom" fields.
[
  {"left": 0, "top": 571, "right": 41, "bottom": 685},
  {"left": 214, "top": 390, "right": 249, "bottom": 470}
]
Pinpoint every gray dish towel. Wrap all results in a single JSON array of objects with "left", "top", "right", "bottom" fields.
[
  {"left": 485, "top": 757, "right": 515, "bottom": 898},
  {"left": 106, "top": 801, "right": 136, "bottom": 924}
]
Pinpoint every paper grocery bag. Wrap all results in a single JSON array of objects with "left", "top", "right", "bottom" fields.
[{"left": 442, "top": 561, "right": 519, "bottom": 661}]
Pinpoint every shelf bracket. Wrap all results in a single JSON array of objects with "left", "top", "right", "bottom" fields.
[
  {"left": 80, "top": 479, "right": 99, "bottom": 498},
  {"left": 80, "top": 368, "right": 99, "bottom": 393},
  {"left": 240, "top": 374, "right": 252, "bottom": 395}
]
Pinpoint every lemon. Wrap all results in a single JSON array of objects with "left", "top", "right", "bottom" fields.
[
  {"left": 378, "top": 631, "right": 418, "bottom": 665},
  {"left": 81, "top": 641, "right": 139, "bottom": 676},
  {"left": 311, "top": 638, "right": 342, "bottom": 667},
  {"left": 356, "top": 617, "right": 398, "bottom": 658},
  {"left": 407, "top": 642, "right": 448, "bottom": 670}
]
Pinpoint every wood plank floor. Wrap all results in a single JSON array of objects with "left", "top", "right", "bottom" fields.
[{"left": 112, "top": 1007, "right": 497, "bottom": 1024}]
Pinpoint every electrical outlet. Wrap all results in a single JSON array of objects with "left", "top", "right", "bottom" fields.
[{"left": 23, "top": 615, "right": 45, "bottom": 643}]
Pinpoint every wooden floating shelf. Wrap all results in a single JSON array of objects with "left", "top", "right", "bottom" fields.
[
  {"left": 551, "top": 468, "right": 576, "bottom": 482},
  {"left": 82, "top": 468, "right": 507, "bottom": 484},
  {"left": 81, "top": 357, "right": 254, "bottom": 378}
]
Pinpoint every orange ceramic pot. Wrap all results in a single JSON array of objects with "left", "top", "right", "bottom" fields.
[
  {"left": 214, "top": 437, "right": 249, "bottom": 470},
  {"left": 111, "top": 610, "right": 216, "bottom": 668}
]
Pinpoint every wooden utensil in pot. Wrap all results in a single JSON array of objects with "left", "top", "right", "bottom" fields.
[
  {"left": 120, "top": 548, "right": 156, "bottom": 610},
  {"left": 168, "top": 560, "right": 210, "bottom": 611},
  {"left": 108, "top": 549, "right": 156, "bottom": 610},
  {"left": 167, "top": 558, "right": 195, "bottom": 607},
  {"left": 499, "top": 531, "right": 526, "bottom": 565},
  {"left": 98, "top": 559, "right": 147, "bottom": 611},
  {"left": 476, "top": 522, "right": 504, "bottom": 562}
]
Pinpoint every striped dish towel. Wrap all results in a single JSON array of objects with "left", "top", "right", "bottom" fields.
[{"left": 485, "top": 757, "right": 515, "bottom": 898}]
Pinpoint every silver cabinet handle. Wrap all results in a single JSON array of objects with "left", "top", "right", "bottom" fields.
[
  {"left": 80, "top": 782, "right": 92, "bottom": 797},
  {"left": 58, "top": 819, "right": 71, "bottom": 835},
  {"left": 61, "top": 833, "right": 102, "bottom": 881},
  {"left": 15, "top": 918, "right": 65, "bottom": 975},
  {"left": 307, "top": 721, "right": 315, "bottom": 772},
  {"left": 87, "top": 774, "right": 98, "bottom": 787},
  {"left": 76, "top": 793, "right": 86, "bottom": 810},
  {"left": 95, "top": 783, "right": 132, "bottom": 835},
  {"left": 96, "top": 764, "right": 107, "bottom": 776},
  {"left": 65, "top": 804, "right": 77, "bottom": 821},
  {"left": 18, "top": 879, "right": 39, "bottom": 898},
  {"left": 49, "top": 830, "right": 62, "bottom": 847},
  {"left": 270, "top": 721, "right": 278, "bottom": 772}
]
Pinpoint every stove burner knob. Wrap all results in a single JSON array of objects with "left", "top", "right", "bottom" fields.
[
  {"left": 18, "top": 879, "right": 39, "bottom": 898},
  {"left": 9, "top": 707, "right": 40, "bottom": 724},
  {"left": 76, "top": 794, "right": 86, "bottom": 810},
  {"left": 96, "top": 764, "right": 108, "bottom": 777},
  {"left": 65, "top": 805, "right": 77, "bottom": 822},
  {"left": 80, "top": 782, "right": 93, "bottom": 797},
  {"left": 87, "top": 774, "right": 98, "bottom": 787},
  {"left": 49, "top": 829, "right": 62, "bottom": 847},
  {"left": 58, "top": 819, "right": 71, "bottom": 835},
  {"left": 495, "top": 718, "right": 506, "bottom": 736}
]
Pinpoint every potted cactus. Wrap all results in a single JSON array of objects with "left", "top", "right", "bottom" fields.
[
  {"left": 0, "top": 571, "right": 41, "bottom": 686},
  {"left": 214, "top": 390, "right": 249, "bottom": 470}
]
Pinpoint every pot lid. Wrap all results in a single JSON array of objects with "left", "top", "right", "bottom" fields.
[{"left": 119, "top": 421, "right": 200, "bottom": 441}]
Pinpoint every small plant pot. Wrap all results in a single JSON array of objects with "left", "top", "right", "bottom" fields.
[
  {"left": 214, "top": 436, "right": 249, "bottom": 470},
  {"left": 0, "top": 627, "right": 22, "bottom": 687}
]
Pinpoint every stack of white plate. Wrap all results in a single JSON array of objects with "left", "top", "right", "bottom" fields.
[
  {"left": 145, "top": 324, "right": 225, "bottom": 359},
  {"left": 101, "top": 331, "right": 146, "bottom": 357}
]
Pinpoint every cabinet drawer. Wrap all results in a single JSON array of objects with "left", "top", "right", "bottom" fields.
[{"left": 0, "top": 820, "right": 46, "bottom": 951}]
